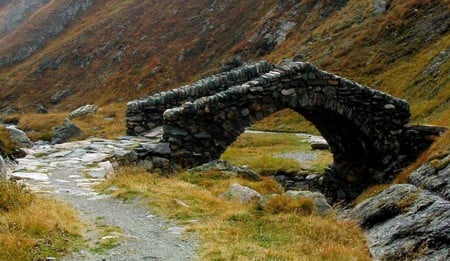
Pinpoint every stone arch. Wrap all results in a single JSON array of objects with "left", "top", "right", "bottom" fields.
[{"left": 126, "top": 61, "right": 445, "bottom": 200}]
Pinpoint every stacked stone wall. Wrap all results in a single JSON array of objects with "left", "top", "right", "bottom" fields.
[
  {"left": 126, "top": 61, "right": 273, "bottom": 135},
  {"left": 126, "top": 61, "right": 446, "bottom": 201}
]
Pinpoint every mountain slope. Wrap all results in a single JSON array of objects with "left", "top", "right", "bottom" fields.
[{"left": 0, "top": 0, "right": 448, "bottom": 127}]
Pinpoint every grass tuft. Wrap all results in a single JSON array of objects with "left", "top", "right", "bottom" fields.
[
  {"left": 262, "top": 194, "right": 316, "bottom": 215},
  {"left": 0, "top": 181, "right": 34, "bottom": 212},
  {"left": 0, "top": 180, "right": 83, "bottom": 260}
]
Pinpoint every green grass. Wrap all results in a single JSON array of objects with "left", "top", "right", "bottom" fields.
[
  {"left": 251, "top": 109, "right": 321, "bottom": 134},
  {"left": 221, "top": 132, "right": 332, "bottom": 175}
]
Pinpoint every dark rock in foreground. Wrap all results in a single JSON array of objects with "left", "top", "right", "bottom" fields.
[
  {"left": 350, "top": 184, "right": 450, "bottom": 260},
  {"left": 409, "top": 154, "right": 450, "bottom": 201}
]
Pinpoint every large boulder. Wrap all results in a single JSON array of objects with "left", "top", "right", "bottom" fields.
[
  {"left": 51, "top": 119, "right": 83, "bottom": 144},
  {"left": 350, "top": 184, "right": 450, "bottom": 260},
  {"left": 6, "top": 126, "right": 32, "bottom": 148},
  {"left": 68, "top": 104, "right": 98, "bottom": 120}
]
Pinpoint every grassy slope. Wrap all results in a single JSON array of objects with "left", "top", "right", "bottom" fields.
[
  {"left": 261, "top": 0, "right": 450, "bottom": 127},
  {"left": 0, "top": 0, "right": 273, "bottom": 110}
]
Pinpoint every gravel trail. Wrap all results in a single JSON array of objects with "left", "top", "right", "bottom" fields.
[{"left": 11, "top": 138, "right": 197, "bottom": 261}]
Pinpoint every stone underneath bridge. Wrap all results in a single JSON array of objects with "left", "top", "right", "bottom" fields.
[{"left": 126, "top": 61, "right": 446, "bottom": 200}]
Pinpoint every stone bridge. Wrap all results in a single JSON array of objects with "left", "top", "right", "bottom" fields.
[{"left": 126, "top": 61, "right": 445, "bottom": 200}]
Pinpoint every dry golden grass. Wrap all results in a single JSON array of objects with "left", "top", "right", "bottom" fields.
[
  {"left": 12, "top": 102, "right": 127, "bottom": 141},
  {"left": 0, "top": 181, "right": 83, "bottom": 260},
  {"left": 98, "top": 168, "right": 371, "bottom": 260},
  {"left": 0, "top": 126, "right": 17, "bottom": 156},
  {"left": 17, "top": 112, "right": 67, "bottom": 141}
]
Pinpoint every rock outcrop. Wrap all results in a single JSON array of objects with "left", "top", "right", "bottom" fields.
[
  {"left": 409, "top": 154, "right": 450, "bottom": 201},
  {"left": 350, "top": 184, "right": 450, "bottom": 260},
  {"left": 0, "top": 0, "right": 94, "bottom": 67}
]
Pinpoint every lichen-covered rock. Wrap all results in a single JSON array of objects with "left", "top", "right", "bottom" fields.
[
  {"left": 68, "top": 104, "right": 98, "bottom": 119},
  {"left": 188, "top": 159, "right": 261, "bottom": 181},
  {"left": 350, "top": 184, "right": 450, "bottom": 260},
  {"left": 51, "top": 119, "right": 83, "bottom": 144},
  {"left": 6, "top": 126, "right": 32, "bottom": 148},
  {"left": 409, "top": 154, "right": 449, "bottom": 201},
  {"left": 221, "top": 183, "right": 261, "bottom": 203}
]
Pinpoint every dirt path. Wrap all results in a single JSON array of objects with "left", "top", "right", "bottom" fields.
[{"left": 11, "top": 138, "right": 197, "bottom": 260}]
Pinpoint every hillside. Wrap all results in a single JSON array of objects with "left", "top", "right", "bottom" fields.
[{"left": 0, "top": 0, "right": 448, "bottom": 129}]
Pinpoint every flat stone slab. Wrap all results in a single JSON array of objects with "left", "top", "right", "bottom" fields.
[{"left": 11, "top": 172, "right": 49, "bottom": 181}]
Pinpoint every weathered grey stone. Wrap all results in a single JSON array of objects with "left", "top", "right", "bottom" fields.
[
  {"left": 188, "top": 159, "right": 261, "bottom": 181},
  {"left": 141, "top": 143, "right": 171, "bottom": 155},
  {"left": 409, "top": 154, "right": 450, "bottom": 201},
  {"left": 221, "top": 183, "right": 261, "bottom": 203},
  {"left": 373, "top": 0, "right": 392, "bottom": 15},
  {"left": 50, "top": 89, "right": 73, "bottom": 105},
  {"left": 68, "top": 104, "right": 98, "bottom": 119},
  {"left": 309, "top": 136, "right": 329, "bottom": 150},
  {"left": 6, "top": 126, "right": 32, "bottom": 148},
  {"left": 0, "top": 156, "right": 7, "bottom": 180},
  {"left": 143, "top": 126, "right": 163, "bottom": 139},
  {"left": 284, "top": 190, "right": 332, "bottom": 215},
  {"left": 51, "top": 119, "right": 83, "bottom": 144},
  {"left": 350, "top": 184, "right": 450, "bottom": 260}
]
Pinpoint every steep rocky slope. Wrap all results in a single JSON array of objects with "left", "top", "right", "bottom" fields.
[{"left": 0, "top": 0, "right": 447, "bottom": 129}]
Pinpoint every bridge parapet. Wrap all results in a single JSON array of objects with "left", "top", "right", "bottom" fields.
[{"left": 126, "top": 61, "right": 273, "bottom": 135}]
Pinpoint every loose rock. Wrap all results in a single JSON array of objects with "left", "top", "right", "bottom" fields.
[
  {"left": 221, "top": 183, "right": 261, "bottom": 203},
  {"left": 188, "top": 159, "right": 261, "bottom": 181},
  {"left": 52, "top": 119, "right": 83, "bottom": 144},
  {"left": 68, "top": 104, "right": 98, "bottom": 119},
  {"left": 6, "top": 126, "right": 32, "bottom": 148}
]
